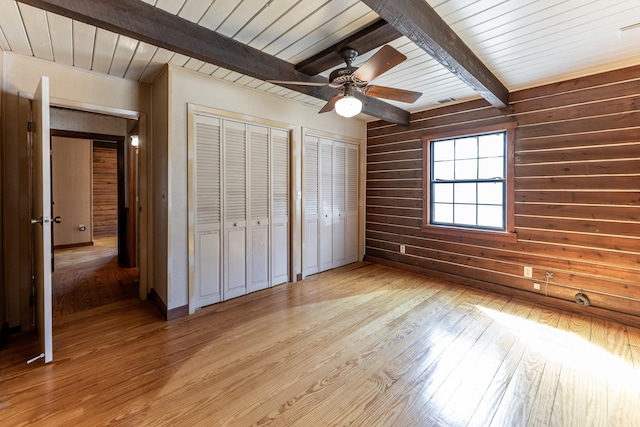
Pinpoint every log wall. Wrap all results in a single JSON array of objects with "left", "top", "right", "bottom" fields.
[
  {"left": 366, "top": 65, "right": 640, "bottom": 320},
  {"left": 93, "top": 145, "right": 118, "bottom": 236}
]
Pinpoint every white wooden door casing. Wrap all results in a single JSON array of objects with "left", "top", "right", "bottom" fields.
[
  {"left": 223, "top": 120, "right": 247, "bottom": 300},
  {"left": 303, "top": 135, "right": 319, "bottom": 278},
  {"left": 32, "top": 76, "right": 53, "bottom": 364},
  {"left": 319, "top": 138, "right": 334, "bottom": 272},
  {"left": 345, "top": 143, "right": 359, "bottom": 264},
  {"left": 247, "top": 124, "right": 270, "bottom": 292},
  {"left": 193, "top": 115, "right": 222, "bottom": 308},
  {"left": 271, "top": 128, "right": 289, "bottom": 286}
]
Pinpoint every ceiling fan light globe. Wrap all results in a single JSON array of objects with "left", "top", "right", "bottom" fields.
[{"left": 335, "top": 96, "right": 362, "bottom": 118}]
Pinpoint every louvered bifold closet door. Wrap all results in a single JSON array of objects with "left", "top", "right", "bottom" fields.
[
  {"left": 319, "top": 138, "right": 334, "bottom": 272},
  {"left": 247, "top": 125, "right": 270, "bottom": 293},
  {"left": 223, "top": 120, "right": 247, "bottom": 300},
  {"left": 271, "top": 129, "right": 290, "bottom": 286},
  {"left": 345, "top": 143, "right": 359, "bottom": 263},
  {"left": 193, "top": 115, "right": 222, "bottom": 308},
  {"left": 333, "top": 142, "right": 347, "bottom": 268},
  {"left": 303, "top": 135, "right": 320, "bottom": 277}
]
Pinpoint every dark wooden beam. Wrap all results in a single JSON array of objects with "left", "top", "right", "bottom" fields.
[
  {"left": 18, "top": 0, "right": 410, "bottom": 125},
  {"left": 361, "top": 0, "right": 510, "bottom": 109},
  {"left": 295, "top": 19, "right": 402, "bottom": 76}
]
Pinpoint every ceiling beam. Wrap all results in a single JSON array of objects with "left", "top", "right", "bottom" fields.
[
  {"left": 18, "top": 0, "right": 410, "bottom": 125},
  {"left": 295, "top": 19, "right": 402, "bottom": 76},
  {"left": 361, "top": 0, "right": 510, "bottom": 109}
]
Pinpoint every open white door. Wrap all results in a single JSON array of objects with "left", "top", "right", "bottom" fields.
[{"left": 30, "top": 76, "right": 53, "bottom": 364}]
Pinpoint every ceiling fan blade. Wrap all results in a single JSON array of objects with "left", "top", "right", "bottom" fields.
[
  {"left": 363, "top": 85, "right": 422, "bottom": 103},
  {"left": 352, "top": 45, "right": 406, "bottom": 82},
  {"left": 267, "top": 79, "right": 329, "bottom": 87},
  {"left": 319, "top": 94, "right": 344, "bottom": 113}
]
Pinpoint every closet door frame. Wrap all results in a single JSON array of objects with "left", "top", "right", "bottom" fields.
[
  {"left": 188, "top": 104, "right": 294, "bottom": 313},
  {"left": 301, "top": 129, "right": 363, "bottom": 280}
]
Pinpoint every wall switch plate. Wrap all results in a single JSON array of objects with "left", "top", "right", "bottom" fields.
[
  {"left": 524, "top": 266, "right": 533, "bottom": 278},
  {"left": 533, "top": 283, "right": 541, "bottom": 290},
  {"left": 400, "top": 244, "right": 406, "bottom": 254}
]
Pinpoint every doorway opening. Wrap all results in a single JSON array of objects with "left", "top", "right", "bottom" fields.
[{"left": 49, "top": 111, "right": 140, "bottom": 318}]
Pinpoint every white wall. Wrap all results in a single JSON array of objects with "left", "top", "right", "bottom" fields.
[
  {"left": 1, "top": 52, "right": 150, "bottom": 329},
  {"left": 164, "top": 65, "right": 366, "bottom": 311},
  {"left": 150, "top": 68, "right": 169, "bottom": 307}
]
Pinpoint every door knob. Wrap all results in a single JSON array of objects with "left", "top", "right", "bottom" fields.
[{"left": 53, "top": 216, "right": 62, "bottom": 224}]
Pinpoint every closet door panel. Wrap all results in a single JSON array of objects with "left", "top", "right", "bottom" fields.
[
  {"left": 345, "top": 143, "right": 359, "bottom": 263},
  {"left": 319, "top": 138, "right": 334, "bottom": 272},
  {"left": 303, "top": 135, "right": 319, "bottom": 277},
  {"left": 223, "top": 120, "right": 247, "bottom": 300},
  {"left": 197, "top": 231, "right": 221, "bottom": 300},
  {"left": 333, "top": 142, "right": 346, "bottom": 268},
  {"left": 248, "top": 125, "right": 270, "bottom": 292},
  {"left": 193, "top": 115, "right": 222, "bottom": 308},
  {"left": 271, "top": 129, "right": 289, "bottom": 285}
]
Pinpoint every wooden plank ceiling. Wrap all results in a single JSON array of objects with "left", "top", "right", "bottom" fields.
[{"left": 1, "top": 0, "right": 639, "bottom": 121}]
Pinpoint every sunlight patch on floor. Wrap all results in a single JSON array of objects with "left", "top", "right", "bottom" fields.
[{"left": 477, "top": 305, "right": 640, "bottom": 392}]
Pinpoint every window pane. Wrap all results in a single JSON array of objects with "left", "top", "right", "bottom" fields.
[
  {"left": 454, "top": 183, "right": 476, "bottom": 204},
  {"left": 433, "top": 160, "right": 454, "bottom": 180},
  {"left": 479, "top": 133, "right": 504, "bottom": 157},
  {"left": 478, "top": 182, "right": 504, "bottom": 205},
  {"left": 433, "top": 203, "right": 453, "bottom": 223},
  {"left": 433, "top": 140, "right": 454, "bottom": 161},
  {"left": 478, "top": 157, "right": 504, "bottom": 179},
  {"left": 455, "top": 137, "right": 477, "bottom": 159},
  {"left": 478, "top": 205, "right": 504, "bottom": 228},
  {"left": 432, "top": 183, "right": 453, "bottom": 203},
  {"left": 454, "top": 204, "right": 476, "bottom": 226},
  {"left": 427, "top": 130, "right": 509, "bottom": 232},
  {"left": 455, "top": 159, "right": 477, "bottom": 180}
]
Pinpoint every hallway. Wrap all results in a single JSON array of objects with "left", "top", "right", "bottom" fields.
[{"left": 53, "top": 235, "right": 139, "bottom": 318}]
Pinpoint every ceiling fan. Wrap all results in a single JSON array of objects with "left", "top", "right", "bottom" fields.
[{"left": 268, "top": 45, "right": 422, "bottom": 118}]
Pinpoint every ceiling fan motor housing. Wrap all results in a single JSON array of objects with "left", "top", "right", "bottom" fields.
[{"left": 329, "top": 66, "right": 358, "bottom": 85}]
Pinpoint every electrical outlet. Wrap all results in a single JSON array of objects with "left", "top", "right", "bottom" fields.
[
  {"left": 533, "top": 283, "right": 541, "bottom": 290},
  {"left": 524, "top": 266, "right": 533, "bottom": 278},
  {"left": 400, "top": 244, "right": 406, "bottom": 254}
]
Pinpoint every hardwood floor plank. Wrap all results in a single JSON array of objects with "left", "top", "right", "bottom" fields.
[
  {"left": 2, "top": 264, "right": 640, "bottom": 426},
  {"left": 347, "top": 290, "right": 510, "bottom": 426},
  {"left": 179, "top": 272, "right": 450, "bottom": 425},
  {"left": 487, "top": 306, "right": 562, "bottom": 427},
  {"left": 590, "top": 318, "right": 640, "bottom": 427},
  {"left": 289, "top": 286, "right": 482, "bottom": 426},
  {"left": 547, "top": 312, "right": 592, "bottom": 427},
  {"left": 437, "top": 300, "right": 535, "bottom": 427},
  {"left": 68, "top": 267, "right": 440, "bottom": 425}
]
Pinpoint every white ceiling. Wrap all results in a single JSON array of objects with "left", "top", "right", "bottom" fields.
[{"left": 1, "top": 0, "right": 639, "bottom": 119}]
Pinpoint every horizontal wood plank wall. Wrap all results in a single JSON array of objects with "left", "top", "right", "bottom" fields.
[
  {"left": 93, "top": 146, "right": 118, "bottom": 236},
  {"left": 366, "top": 65, "right": 640, "bottom": 320}
]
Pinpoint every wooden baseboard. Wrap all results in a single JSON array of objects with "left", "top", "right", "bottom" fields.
[
  {"left": 54, "top": 241, "right": 94, "bottom": 250},
  {"left": 167, "top": 304, "right": 189, "bottom": 321},
  {"left": 148, "top": 289, "right": 189, "bottom": 321},
  {"left": 149, "top": 288, "right": 167, "bottom": 320},
  {"left": 0, "top": 322, "right": 7, "bottom": 351},
  {"left": 365, "top": 255, "right": 640, "bottom": 329}
]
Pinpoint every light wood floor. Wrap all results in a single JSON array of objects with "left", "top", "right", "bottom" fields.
[
  {"left": 52, "top": 234, "right": 139, "bottom": 318},
  {"left": 1, "top": 263, "right": 639, "bottom": 426}
]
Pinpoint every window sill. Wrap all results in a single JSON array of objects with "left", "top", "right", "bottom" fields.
[{"left": 421, "top": 224, "right": 518, "bottom": 244}]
